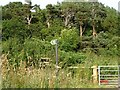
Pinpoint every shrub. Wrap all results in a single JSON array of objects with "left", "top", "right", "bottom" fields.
[
  {"left": 59, "top": 28, "right": 79, "bottom": 52},
  {"left": 59, "top": 51, "right": 86, "bottom": 68}
]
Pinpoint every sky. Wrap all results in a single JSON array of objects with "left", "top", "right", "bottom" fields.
[{"left": 0, "top": 0, "right": 119, "bottom": 10}]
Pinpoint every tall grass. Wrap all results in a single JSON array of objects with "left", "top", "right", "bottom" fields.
[{"left": 1, "top": 54, "right": 116, "bottom": 88}]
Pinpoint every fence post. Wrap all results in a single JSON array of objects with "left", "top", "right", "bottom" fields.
[
  {"left": 91, "top": 65, "right": 98, "bottom": 84},
  {"left": 118, "top": 65, "right": 120, "bottom": 88}
]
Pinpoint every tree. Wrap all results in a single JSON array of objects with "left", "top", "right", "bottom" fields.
[
  {"left": 2, "top": 2, "right": 25, "bottom": 20},
  {"left": 24, "top": 0, "right": 33, "bottom": 28},
  {"left": 90, "top": 2, "right": 106, "bottom": 37},
  {"left": 2, "top": 0, "right": 120, "bottom": 70},
  {"left": 75, "top": 2, "right": 91, "bottom": 39},
  {"left": 32, "top": 4, "right": 41, "bottom": 14},
  {"left": 61, "top": 2, "right": 76, "bottom": 27},
  {"left": 45, "top": 4, "right": 55, "bottom": 28},
  {"left": 102, "top": 7, "right": 118, "bottom": 35},
  {"left": 2, "top": 18, "right": 26, "bottom": 41}
]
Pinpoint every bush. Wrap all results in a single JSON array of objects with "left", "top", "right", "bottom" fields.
[
  {"left": 2, "top": 37, "right": 55, "bottom": 68},
  {"left": 59, "top": 28, "right": 79, "bottom": 52},
  {"left": 59, "top": 51, "right": 86, "bottom": 68}
]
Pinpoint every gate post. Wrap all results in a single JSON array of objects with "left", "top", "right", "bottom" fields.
[{"left": 91, "top": 65, "right": 98, "bottom": 84}]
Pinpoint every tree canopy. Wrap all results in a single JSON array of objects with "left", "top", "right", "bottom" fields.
[{"left": 2, "top": 1, "right": 120, "bottom": 68}]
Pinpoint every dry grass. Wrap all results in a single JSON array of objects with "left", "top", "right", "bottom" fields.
[{"left": 1, "top": 54, "right": 110, "bottom": 88}]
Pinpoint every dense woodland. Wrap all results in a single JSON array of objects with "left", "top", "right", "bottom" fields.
[{"left": 1, "top": 0, "right": 120, "bottom": 69}]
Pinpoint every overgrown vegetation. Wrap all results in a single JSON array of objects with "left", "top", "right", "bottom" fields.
[
  {"left": 2, "top": 55, "right": 111, "bottom": 88},
  {"left": 1, "top": 0, "right": 120, "bottom": 88}
]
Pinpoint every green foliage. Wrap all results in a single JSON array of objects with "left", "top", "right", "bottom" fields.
[
  {"left": 2, "top": 38, "right": 23, "bottom": 67},
  {"left": 24, "top": 37, "right": 52, "bottom": 57},
  {"left": 2, "top": 1, "right": 120, "bottom": 70},
  {"left": 2, "top": 18, "right": 26, "bottom": 40},
  {"left": 2, "top": 1, "right": 120, "bottom": 88},
  {"left": 106, "top": 36, "right": 120, "bottom": 56},
  {"left": 59, "top": 51, "right": 86, "bottom": 68},
  {"left": 60, "top": 28, "right": 79, "bottom": 51},
  {"left": 102, "top": 8, "right": 118, "bottom": 34},
  {"left": 2, "top": 37, "right": 54, "bottom": 67},
  {"left": 23, "top": 37, "right": 53, "bottom": 67}
]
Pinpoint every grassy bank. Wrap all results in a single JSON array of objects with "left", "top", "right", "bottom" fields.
[{"left": 1, "top": 54, "right": 118, "bottom": 88}]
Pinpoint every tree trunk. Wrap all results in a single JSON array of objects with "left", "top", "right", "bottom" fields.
[
  {"left": 92, "top": 25, "right": 97, "bottom": 37},
  {"left": 27, "top": 16, "right": 32, "bottom": 25},
  {"left": 79, "top": 21, "right": 83, "bottom": 40},
  {"left": 65, "top": 16, "right": 69, "bottom": 27},
  {"left": 27, "top": 15, "right": 33, "bottom": 29},
  {"left": 80, "top": 24, "right": 83, "bottom": 38},
  {"left": 92, "top": 21, "right": 97, "bottom": 37},
  {"left": 46, "top": 20, "right": 50, "bottom": 28}
]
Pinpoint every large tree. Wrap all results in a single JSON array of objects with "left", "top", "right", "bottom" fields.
[{"left": 90, "top": 2, "right": 106, "bottom": 37}]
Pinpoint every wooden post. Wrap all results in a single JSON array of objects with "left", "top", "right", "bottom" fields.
[{"left": 91, "top": 65, "right": 98, "bottom": 84}]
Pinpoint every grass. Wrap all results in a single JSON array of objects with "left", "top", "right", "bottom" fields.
[
  {"left": 1, "top": 53, "right": 118, "bottom": 88},
  {"left": 2, "top": 68, "right": 100, "bottom": 88}
]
